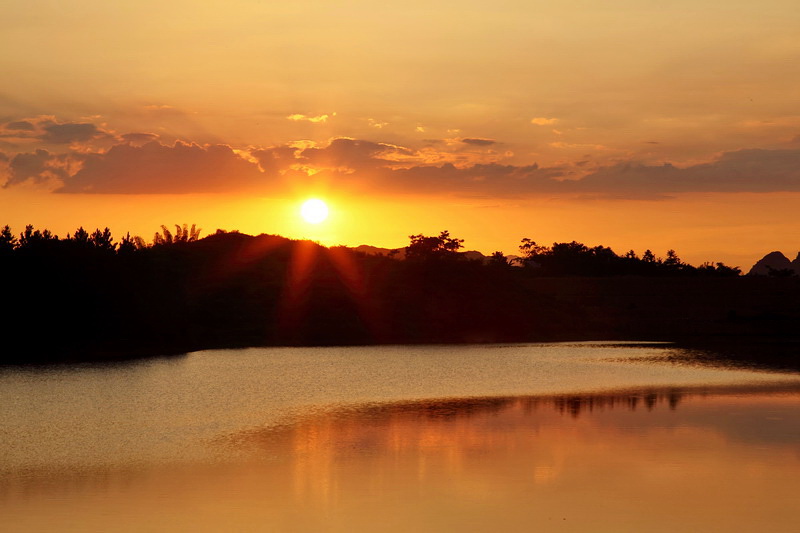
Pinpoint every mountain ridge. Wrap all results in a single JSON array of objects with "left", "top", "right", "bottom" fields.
[{"left": 749, "top": 251, "right": 800, "bottom": 276}]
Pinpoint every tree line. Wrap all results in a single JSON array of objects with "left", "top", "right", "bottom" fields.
[
  {"left": 403, "top": 230, "right": 741, "bottom": 276},
  {"left": 1, "top": 224, "right": 741, "bottom": 277},
  {"left": 0, "top": 224, "right": 200, "bottom": 255},
  {"left": 1, "top": 224, "right": 794, "bottom": 364}
]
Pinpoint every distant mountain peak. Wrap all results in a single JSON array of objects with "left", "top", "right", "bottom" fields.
[
  {"left": 352, "top": 244, "right": 497, "bottom": 262},
  {"left": 352, "top": 244, "right": 405, "bottom": 258},
  {"left": 748, "top": 250, "right": 794, "bottom": 275}
]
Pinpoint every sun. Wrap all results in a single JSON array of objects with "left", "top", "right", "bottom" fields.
[{"left": 300, "top": 198, "right": 329, "bottom": 224}]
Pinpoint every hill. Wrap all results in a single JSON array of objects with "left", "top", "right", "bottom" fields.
[
  {"left": 1, "top": 226, "right": 797, "bottom": 364},
  {"left": 749, "top": 251, "right": 800, "bottom": 276}
]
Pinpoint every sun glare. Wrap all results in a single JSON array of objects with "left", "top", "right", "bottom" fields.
[{"left": 300, "top": 198, "right": 329, "bottom": 224}]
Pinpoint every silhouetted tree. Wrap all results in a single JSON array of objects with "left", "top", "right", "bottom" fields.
[
  {"left": 71, "top": 227, "right": 90, "bottom": 244},
  {"left": 662, "top": 249, "right": 689, "bottom": 274},
  {"left": 697, "top": 262, "right": 742, "bottom": 277},
  {"left": 118, "top": 232, "right": 146, "bottom": 254},
  {"left": 153, "top": 224, "right": 201, "bottom": 245},
  {"left": 405, "top": 230, "right": 464, "bottom": 260},
  {"left": 519, "top": 238, "right": 548, "bottom": 259},
  {"left": 175, "top": 223, "right": 201, "bottom": 243},
  {"left": 519, "top": 239, "right": 626, "bottom": 275},
  {"left": 664, "top": 249, "right": 680, "bottom": 266},
  {"left": 90, "top": 227, "right": 115, "bottom": 251},
  {"left": 713, "top": 263, "right": 741, "bottom": 276},
  {"left": 17, "top": 225, "right": 56, "bottom": 250},
  {"left": 489, "top": 251, "right": 511, "bottom": 267},
  {"left": 0, "top": 225, "right": 16, "bottom": 254}
]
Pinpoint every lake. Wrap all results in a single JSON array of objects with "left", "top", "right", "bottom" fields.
[{"left": 2, "top": 342, "right": 799, "bottom": 531}]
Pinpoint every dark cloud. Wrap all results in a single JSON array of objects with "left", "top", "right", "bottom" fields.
[
  {"left": 5, "top": 120, "right": 35, "bottom": 131},
  {"left": 40, "top": 122, "right": 106, "bottom": 144},
  {"left": 5, "top": 134, "right": 800, "bottom": 198},
  {"left": 57, "top": 141, "right": 268, "bottom": 194},
  {"left": 297, "top": 138, "right": 414, "bottom": 170},
  {"left": 577, "top": 149, "right": 800, "bottom": 195},
  {"left": 282, "top": 145, "right": 800, "bottom": 197},
  {"left": 4, "top": 149, "right": 71, "bottom": 187},
  {"left": 0, "top": 117, "right": 119, "bottom": 149},
  {"left": 461, "top": 138, "right": 496, "bottom": 146},
  {"left": 0, "top": 121, "right": 37, "bottom": 141}
]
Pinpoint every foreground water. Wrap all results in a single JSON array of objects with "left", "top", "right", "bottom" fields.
[{"left": 2, "top": 342, "right": 800, "bottom": 531}]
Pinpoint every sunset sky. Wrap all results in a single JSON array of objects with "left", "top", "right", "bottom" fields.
[{"left": 2, "top": 1, "right": 799, "bottom": 267}]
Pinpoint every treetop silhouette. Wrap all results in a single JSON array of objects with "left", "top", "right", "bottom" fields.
[
  {"left": 1, "top": 224, "right": 795, "bottom": 365},
  {"left": 405, "top": 230, "right": 464, "bottom": 261}
]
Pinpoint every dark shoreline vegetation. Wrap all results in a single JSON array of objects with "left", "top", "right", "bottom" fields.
[{"left": 1, "top": 224, "right": 799, "bottom": 366}]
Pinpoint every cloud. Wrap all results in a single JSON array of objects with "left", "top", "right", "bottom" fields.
[
  {"left": 40, "top": 121, "right": 109, "bottom": 144},
  {"left": 1, "top": 117, "right": 116, "bottom": 147},
  {"left": 531, "top": 117, "right": 558, "bottom": 126},
  {"left": 120, "top": 132, "right": 160, "bottom": 145},
  {"left": 287, "top": 113, "right": 335, "bottom": 124},
  {"left": 461, "top": 138, "right": 496, "bottom": 146},
  {"left": 282, "top": 144, "right": 800, "bottom": 197},
  {"left": 4, "top": 130, "right": 800, "bottom": 198},
  {"left": 57, "top": 141, "right": 269, "bottom": 194},
  {"left": 4, "top": 149, "right": 73, "bottom": 188},
  {"left": 296, "top": 138, "right": 415, "bottom": 170},
  {"left": 247, "top": 137, "right": 570, "bottom": 195},
  {"left": 576, "top": 148, "right": 800, "bottom": 195},
  {"left": 373, "top": 162, "right": 569, "bottom": 196},
  {"left": 258, "top": 137, "right": 508, "bottom": 181},
  {"left": 5, "top": 121, "right": 35, "bottom": 131},
  {"left": 367, "top": 118, "right": 388, "bottom": 129},
  {"left": 0, "top": 120, "right": 39, "bottom": 142},
  {"left": 249, "top": 144, "right": 299, "bottom": 174}
]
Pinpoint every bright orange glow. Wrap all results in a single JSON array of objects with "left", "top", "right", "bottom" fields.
[
  {"left": 5, "top": 389, "right": 798, "bottom": 531},
  {"left": 300, "top": 199, "right": 329, "bottom": 224}
]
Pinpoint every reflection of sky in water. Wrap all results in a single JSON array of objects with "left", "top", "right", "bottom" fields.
[
  {"left": 1, "top": 343, "right": 799, "bottom": 471},
  {"left": 3, "top": 386, "right": 800, "bottom": 532},
  {"left": 212, "top": 388, "right": 800, "bottom": 532},
  {"left": 230, "top": 386, "right": 800, "bottom": 460}
]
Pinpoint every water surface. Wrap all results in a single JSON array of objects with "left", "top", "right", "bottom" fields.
[{"left": 2, "top": 343, "right": 799, "bottom": 531}]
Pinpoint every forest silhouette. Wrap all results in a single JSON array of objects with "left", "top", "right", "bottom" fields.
[{"left": 1, "top": 224, "right": 798, "bottom": 364}]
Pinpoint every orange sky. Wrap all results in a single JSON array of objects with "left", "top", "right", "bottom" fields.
[{"left": 2, "top": 1, "right": 800, "bottom": 268}]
